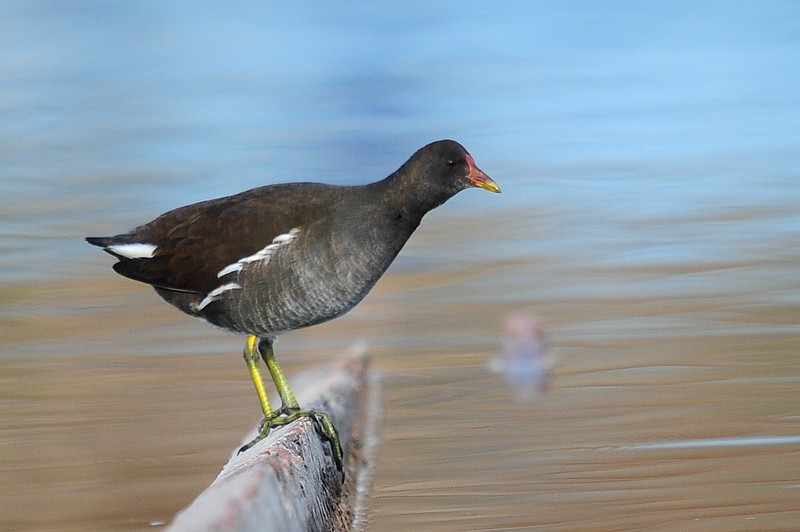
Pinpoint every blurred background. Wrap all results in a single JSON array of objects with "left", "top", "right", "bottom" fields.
[{"left": 2, "top": 1, "right": 799, "bottom": 530}]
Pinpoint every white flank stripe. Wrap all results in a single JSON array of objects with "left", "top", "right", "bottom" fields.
[
  {"left": 217, "top": 262, "right": 244, "bottom": 277},
  {"left": 217, "top": 228, "right": 300, "bottom": 278},
  {"left": 272, "top": 231, "right": 297, "bottom": 244},
  {"left": 107, "top": 243, "right": 157, "bottom": 259},
  {"left": 195, "top": 282, "right": 241, "bottom": 311}
]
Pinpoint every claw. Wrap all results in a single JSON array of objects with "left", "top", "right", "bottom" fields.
[
  {"left": 237, "top": 410, "right": 343, "bottom": 472},
  {"left": 238, "top": 422, "right": 270, "bottom": 454},
  {"left": 309, "top": 410, "right": 344, "bottom": 472}
]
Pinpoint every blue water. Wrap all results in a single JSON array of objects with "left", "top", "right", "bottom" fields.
[{"left": 2, "top": 1, "right": 799, "bottom": 283}]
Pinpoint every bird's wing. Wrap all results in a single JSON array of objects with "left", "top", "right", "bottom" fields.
[{"left": 88, "top": 183, "right": 338, "bottom": 293}]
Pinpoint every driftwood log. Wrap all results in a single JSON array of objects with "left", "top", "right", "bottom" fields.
[{"left": 167, "top": 355, "right": 378, "bottom": 532}]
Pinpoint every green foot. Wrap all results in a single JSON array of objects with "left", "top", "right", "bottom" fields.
[
  {"left": 237, "top": 411, "right": 280, "bottom": 454},
  {"left": 309, "top": 411, "right": 343, "bottom": 472},
  {"left": 237, "top": 410, "right": 343, "bottom": 472}
]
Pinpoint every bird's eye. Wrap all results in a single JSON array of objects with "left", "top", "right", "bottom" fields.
[{"left": 446, "top": 159, "right": 457, "bottom": 167}]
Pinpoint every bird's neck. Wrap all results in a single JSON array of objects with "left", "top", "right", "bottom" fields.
[{"left": 368, "top": 171, "right": 445, "bottom": 223}]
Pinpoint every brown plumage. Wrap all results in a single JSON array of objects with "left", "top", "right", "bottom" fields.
[
  {"left": 86, "top": 139, "right": 500, "bottom": 465},
  {"left": 88, "top": 140, "right": 499, "bottom": 337}
]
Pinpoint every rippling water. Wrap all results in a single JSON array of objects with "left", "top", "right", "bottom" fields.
[{"left": 2, "top": 2, "right": 800, "bottom": 530}]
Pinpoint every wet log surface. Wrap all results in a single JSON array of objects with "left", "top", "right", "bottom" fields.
[{"left": 167, "top": 356, "right": 378, "bottom": 532}]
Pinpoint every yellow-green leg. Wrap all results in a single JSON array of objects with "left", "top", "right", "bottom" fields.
[
  {"left": 237, "top": 336, "right": 344, "bottom": 470},
  {"left": 239, "top": 335, "right": 280, "bottom": 453},
  {"left": 259, "top": 338, "right": 343, "bottom": 468},
  {"left": 243, "top": 335, "right": 273, "bottom": 417},
  {"left": 261, "top": 337, "right": 300, "bottom": 413}
]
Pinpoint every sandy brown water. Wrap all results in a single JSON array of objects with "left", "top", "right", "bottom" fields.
[{"left": 2, "top": 209, "right": 799, "bottom": 531}]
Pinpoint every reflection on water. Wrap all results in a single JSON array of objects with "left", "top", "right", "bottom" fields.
[
  {"left": 2, "top": 1, "right": 800, "bottom": 531},
  {"left": 486, "top": 314, "right": 553, "bottom": 403},
  {"left": 618, "top": 434, "right": 800, "bottom": 451}
]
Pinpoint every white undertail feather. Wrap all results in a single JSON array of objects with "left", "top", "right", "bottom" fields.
[
  {"left": 217, "top": 228, "right": 301, "bottom": 278},
  {"left": 107, "top": 243, "right": 157, "bottom": 259}
]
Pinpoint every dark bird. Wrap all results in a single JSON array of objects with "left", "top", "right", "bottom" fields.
[{"left": 87, "top": 139, "right": 500, "bottom": 468}]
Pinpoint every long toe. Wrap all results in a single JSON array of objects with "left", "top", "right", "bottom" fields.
[{"left": 238, "top": 423, "right": 271, "bottom": 454}]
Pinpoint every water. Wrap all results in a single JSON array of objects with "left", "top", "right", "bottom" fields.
[{"left": 2, "top": 1, "right": 800, "bottom": 530}]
